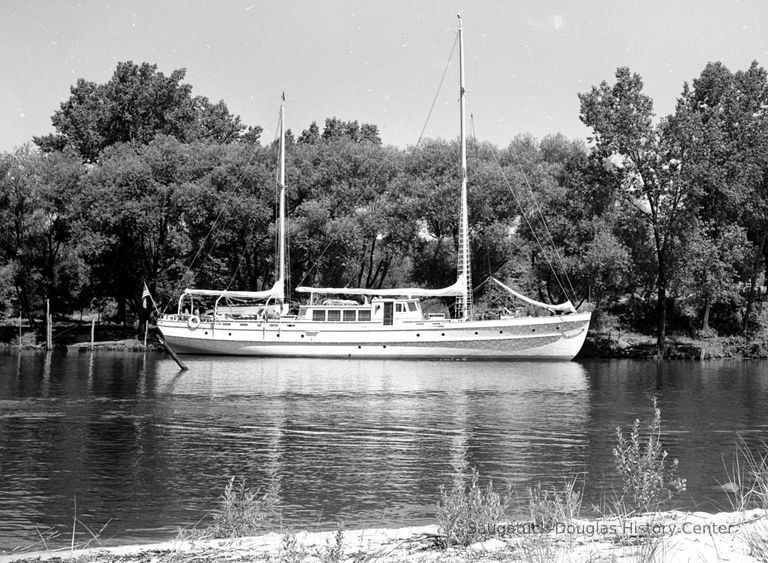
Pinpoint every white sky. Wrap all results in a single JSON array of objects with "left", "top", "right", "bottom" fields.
[{"left": 1, "top": 0, "right": 768, "bottom": 152}]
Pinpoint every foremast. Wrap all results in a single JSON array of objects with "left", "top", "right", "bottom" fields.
[{"left": 456, "top": 14, "right": 473, "bottom": 321}]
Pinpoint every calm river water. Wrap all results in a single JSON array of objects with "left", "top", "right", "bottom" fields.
[{"left": 1, "top": 352, "right": 767, "bottom": 551}]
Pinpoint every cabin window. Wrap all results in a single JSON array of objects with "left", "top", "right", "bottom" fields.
[
  {"left": 408, "top": 302, "right": 418, "bottom": 312},
  {"left": 343, "top": 310, "right": 356, "bottom": 322},
  {"left": 395, "top": 303, "right": 405, "bottom": 313},
  {"left": 312, "top": 310, "right": 326, "bottom": 322},
  {"left": 359, "top": 310, "right": 371, "bottom": 322},
  {"left": 328, "top": 310, "right": 341, "bottom": 322}
]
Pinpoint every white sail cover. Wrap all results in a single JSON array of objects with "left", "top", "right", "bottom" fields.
[
  {"left": 296, "top": 275, "right": 467, "bottom": 298},
  {"left": 182, "top": 279, "right": 285, "bottom": 301},
  {"left": 492, "top": 277, "right": 576, "bottom": 314}
]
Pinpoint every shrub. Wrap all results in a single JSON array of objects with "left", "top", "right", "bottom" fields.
[
  {"left": 613, "top": 398, "right": 686, "bottom": 513},
  {"left": 435, "top": 466, "right": 511, "bottom": 547},
  {"left": 208, "top": 476, "right": 280, "bottom": 538}
]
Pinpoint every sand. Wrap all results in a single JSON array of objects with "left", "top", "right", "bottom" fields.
[{"left": 2, "top": 509, "right": 766, "bottom": 562}]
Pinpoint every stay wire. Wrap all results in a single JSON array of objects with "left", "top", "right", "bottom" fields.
[
  {"left": 288, "top": 29, "right": 458, "bottom": 291},
  {"left": 507, "top": 145, "right": 578, "bottom": 302},
  {"left": 160, "top": 128, "right": 266, "bottom": 314},
  {"left": 416, "top": 30, "right": 459, "bottom": 147},
  {"left": 485, "top": 142, "right": 574, "bottom": 305},
  {"left": 226, "top": 105, "right": 285, "bottom": 292}
]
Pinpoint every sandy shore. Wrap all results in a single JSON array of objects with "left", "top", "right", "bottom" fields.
[{"left": 2, "top": 508, "right": 767, "bottom": 562}]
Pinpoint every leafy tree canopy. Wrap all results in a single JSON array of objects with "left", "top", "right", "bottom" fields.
[{"left": 34, "top": 61, "right": 245, "bottom": 161}]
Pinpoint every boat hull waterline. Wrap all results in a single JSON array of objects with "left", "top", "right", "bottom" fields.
[{"left": 158, "top": 312, "right": 591, "bottom": 360}]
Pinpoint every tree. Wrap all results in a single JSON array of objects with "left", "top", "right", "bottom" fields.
[
  {"left": 35, "top": 61, "right": 244, "bottom": 161},
  {"left": 580, "top": 67, "right": 697, "bottom": 354},
  {"left": 0, "top": 146, "right": 86, "bottom": 322}
]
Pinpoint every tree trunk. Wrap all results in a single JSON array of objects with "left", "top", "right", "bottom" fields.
[
  {"left": 117, "top": 295, "right": 126, "bottom": 325},
  {"left": 656, "top": 246, "right": 667, "bottom": 357},
  {"left": 702, "top": 298, "right": 711, "bottom": 333},
  {"left": 743, "top": 225, "right": 768, "bottom": 334}
]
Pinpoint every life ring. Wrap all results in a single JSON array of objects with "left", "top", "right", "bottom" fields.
[{"left": 187, "top": 315, "right": 201, "bottom": 330}]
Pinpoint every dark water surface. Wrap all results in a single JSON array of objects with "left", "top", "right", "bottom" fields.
[{"left": 1, "top": 352, "right": 767, "bottom": 550}]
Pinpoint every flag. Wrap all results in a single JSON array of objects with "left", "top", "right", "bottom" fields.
[{"left": 142, "top": 282, "right": 158, "bottom": 312}]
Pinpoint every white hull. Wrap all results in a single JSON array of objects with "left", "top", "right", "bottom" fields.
[{"left": 157, "top": 312, "right": 591, "bottom": 360}]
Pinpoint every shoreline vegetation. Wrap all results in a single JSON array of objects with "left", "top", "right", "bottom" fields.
[
  {"left": 4, "top": 405, "right": 768, "bottom": 562},
  {"left": 0, "top": 320, "right": 765, "bottom": 360}
]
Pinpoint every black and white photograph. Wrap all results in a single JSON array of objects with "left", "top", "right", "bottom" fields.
[{"left": 2, "top": 1, "right": 768, "bottom": 561}]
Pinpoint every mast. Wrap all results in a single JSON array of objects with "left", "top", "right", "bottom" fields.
[
  {"left": 456, "top": 14, "right": 472, "bottom": 320},
  {"left": 278, "top": 93, "right": 287, "bottom": 292}
]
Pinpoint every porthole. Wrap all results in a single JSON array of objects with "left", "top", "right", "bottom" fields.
[
  {"left": 474, "top": 331, "right": 478, "bottom": 335},
  {"left": 499, "top": 330, "right": 503, "bottom": 334}
]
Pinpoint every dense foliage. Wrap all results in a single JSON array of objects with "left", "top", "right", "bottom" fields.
[{"left": 4, "top": 59, "right": 768, "bottom": 351}]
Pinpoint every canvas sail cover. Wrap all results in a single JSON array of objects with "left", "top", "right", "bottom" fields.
[
  {"left": 296, "top": 275, "right": 467, "bottom": 299},
  {"left": 491, "top": 277, "right": 576, "bottom": 314},
  {"left": 182, "top": 279, "right": 285, "bottom": 301}
]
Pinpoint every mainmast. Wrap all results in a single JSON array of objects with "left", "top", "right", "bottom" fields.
[
  {"left": 278, "top": 93, "right": 287, "bottom": 298},
  {"left": 456, "top": 15, "right": 473, "bottom": 320}
]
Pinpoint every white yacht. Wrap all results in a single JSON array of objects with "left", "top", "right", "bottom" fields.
[{"left": 157, "top": 17, "right": 591, "bottom": 360}]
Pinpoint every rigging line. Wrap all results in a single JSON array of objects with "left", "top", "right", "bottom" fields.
[
  {"left": 487, "top": 147, "right": 573, "bottom": 304},
  {"left": 161, "top": 134, "right": 269, "bottom": 314},
  {"left": 470, "top": 113, "right": 577, "bottom": 303},
  {"left": 416, "top": 30, "right": 459, "bottom": 147},
  {"left": 297, "top": 28, "right": 459, "bottom": 290},
  {"left": 227, "top": 102, "right": 286, "bottom": 292},
  {"left": 293, "top": 146, "right": 397, "bottom": 289},
  {"left": 508, "top": 147, "right": 578, "bottom": 301},
  {"left": 224, "top": 201, "right": 263, "bottom": 292},
  {"left": 160, "top": 196, "right": 235, "bottom": 315}
]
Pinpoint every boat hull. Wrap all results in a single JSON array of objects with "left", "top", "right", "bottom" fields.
[{"left": 157, "top": 312, "right": 591, "bottom": 360}]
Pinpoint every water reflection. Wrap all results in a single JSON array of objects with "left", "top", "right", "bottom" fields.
[{"left": 2, "top": 354, "right": 768, "bottom": 551}]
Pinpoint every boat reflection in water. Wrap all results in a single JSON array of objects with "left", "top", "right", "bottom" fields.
[{"left": 4, "top": 354, "right": 767, "bottom": 550}]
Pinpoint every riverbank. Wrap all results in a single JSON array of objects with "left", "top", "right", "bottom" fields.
[
  {"left": 2, "top": 508, "right": 766, "bottom": 562},
  {"left": 1, "top": 320, "right": 766, "bottom": 360}
]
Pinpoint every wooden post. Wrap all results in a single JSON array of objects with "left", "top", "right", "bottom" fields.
[
  {"left": 90, "top": 318, "right": 96, "bottom": 349},
  {"left": 18, "top": 311, "right": 22, "bottom": 350},
  {"left": 144, "top": 320, "right": 149, "bottom": 347}
]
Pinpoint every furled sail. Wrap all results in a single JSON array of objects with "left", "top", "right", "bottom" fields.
[
  {"left": 296, "top": 275, "right": 467, "bottom": 299},
  {"left": 492, "top": 277, "right": 576, "bottom": 314},
  {"left": 181, "top": 279, "right": 285, "bottom": 301}
]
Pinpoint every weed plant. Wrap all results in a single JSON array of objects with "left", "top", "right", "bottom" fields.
[
  {"left": 613, "top": 397, "right": 686, "bottom": 513},
  {"left": 435, "top": 466, "right": 511, "bottom": 548},
  {"left": 317, "top": 523, "right": 345, "bottom": 562},
  {"left": 279, "top": 529, "right": 305, "bottom": 563},
  {"left": 208, "top": 476, "right": 280, "bottom": 538},
  {"left": 527, "top": 476, "right": 583, "bottom": 528}
]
